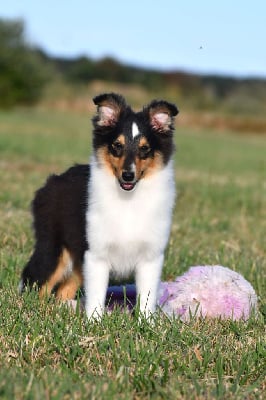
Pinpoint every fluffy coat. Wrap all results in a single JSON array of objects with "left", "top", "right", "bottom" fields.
[{"left": 20, "top": 93, "right": 179, "bottom": 320}]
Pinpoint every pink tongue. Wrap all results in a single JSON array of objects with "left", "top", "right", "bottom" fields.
[{"left": 122, "top": 183, "right": 134, "bottom": 191}]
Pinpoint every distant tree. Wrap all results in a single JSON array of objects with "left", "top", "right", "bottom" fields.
[
  {"left": 63, "top": 56, "right": 95, "bottom": 82},
  {"left": 53, "top": 54, "right": 165, "bottom": 90},
  {"left": 0, "top": 19, "right": 49, "bottom": 107}
]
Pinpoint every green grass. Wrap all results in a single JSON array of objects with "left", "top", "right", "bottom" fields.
[{"left": 0, "top": 108, "right": 265, "bottom": 399}]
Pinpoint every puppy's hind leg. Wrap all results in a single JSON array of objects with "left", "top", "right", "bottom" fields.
[
  {"left": 20, "top": 242, "right": 66, "bottom": 298},
  {"left": 56, "top": 254, "right": 83, "bottom": 301}
]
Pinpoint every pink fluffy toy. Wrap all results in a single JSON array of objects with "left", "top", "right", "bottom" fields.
[
  {"left": 157, "top": 265, "right": 258, "bottom": 321},
  {"left": 69, "top": 265, "right": 258, "bottom": 321}
]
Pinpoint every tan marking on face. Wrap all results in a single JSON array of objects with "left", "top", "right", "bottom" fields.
[
  {"left": 56, "top": 268, "right": 83, "bottom": 301},
  {"left": 115, "top": 134, "right": 125, "bottom": 145},
  {"left": 139, "top": 137, "right": 149, "bottom": 148},
  {"left": 135, "top": 151, "right": 163, "bottom": 180},
  {"left": 97, "top": 145, "right": 126, "bottom": 180},
  {"left": 39, "top": 248, "right": 71, "bottom": 298}
]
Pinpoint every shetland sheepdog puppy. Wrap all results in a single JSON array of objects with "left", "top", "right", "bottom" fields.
[{"left": 20, "top": 93, "right": 179, "bottom": 319}]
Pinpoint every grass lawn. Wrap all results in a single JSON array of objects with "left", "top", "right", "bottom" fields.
[{"left": 0, "top": 108, "right": 265, "bottom": 399}]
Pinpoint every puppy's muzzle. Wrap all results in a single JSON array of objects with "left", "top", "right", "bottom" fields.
[{"left": 120, "top": 170, "right": 136, "bottom": 191}]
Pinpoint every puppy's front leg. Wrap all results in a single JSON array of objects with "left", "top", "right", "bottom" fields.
[
  {"left": 135, "top": 254, "right": 164, "bottom": 318},
  {"left": 83, "top": 251, "right": 109, "bottom": 320}
]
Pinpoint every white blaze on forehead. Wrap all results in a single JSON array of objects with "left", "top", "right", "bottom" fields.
[
  {"left": 132, "top": 122, "right": 140, "bottom": 138},
  {"left": 130, "top": 163, "right": 136, "bottom": 172}
]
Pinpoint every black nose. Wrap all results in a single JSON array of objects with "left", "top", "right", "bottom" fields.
[{"left": 122, "top": 171, "right": 135, "bottom": 182}]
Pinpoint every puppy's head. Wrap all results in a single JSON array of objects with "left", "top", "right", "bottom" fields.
[{"left": 92, "top": 93, "right": 178, "bottom": 191}]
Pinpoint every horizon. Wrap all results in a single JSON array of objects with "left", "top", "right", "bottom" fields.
[{"left": 39, "top": 49, "right": 266, "bottom": 81}]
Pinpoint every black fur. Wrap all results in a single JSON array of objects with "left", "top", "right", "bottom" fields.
[
  {"left": 20, "top": 93, "right": 178, "bottom": 295},
  {"left": 21, "top": 164, "right": 89, "bottom": 289}
]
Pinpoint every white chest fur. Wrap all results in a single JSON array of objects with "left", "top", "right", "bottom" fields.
[
  {"left": 84, "top": 158, "right": 175, "bottom": 319},
  {"left": 86, "top": 159, "right": 175, "bottom": 277}
]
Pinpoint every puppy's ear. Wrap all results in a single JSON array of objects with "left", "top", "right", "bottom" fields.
[
  {"left": 93, "top": 93, "right": 127, "bottom": 128},
  {"left": 146, "top": 100, "right": 179, "bottom": 134}
]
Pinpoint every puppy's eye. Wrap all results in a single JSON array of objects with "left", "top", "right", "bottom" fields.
[
  {"left": 112, "top": 141, "right": 124, "bottom": 151},
  {"left": 140, "top": 145, "right": 150, "bottom": 153}
]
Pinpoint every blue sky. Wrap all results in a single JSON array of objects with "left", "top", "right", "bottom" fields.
[{"left": 1, "top": 0, "right": 266, "bottom": 78}]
